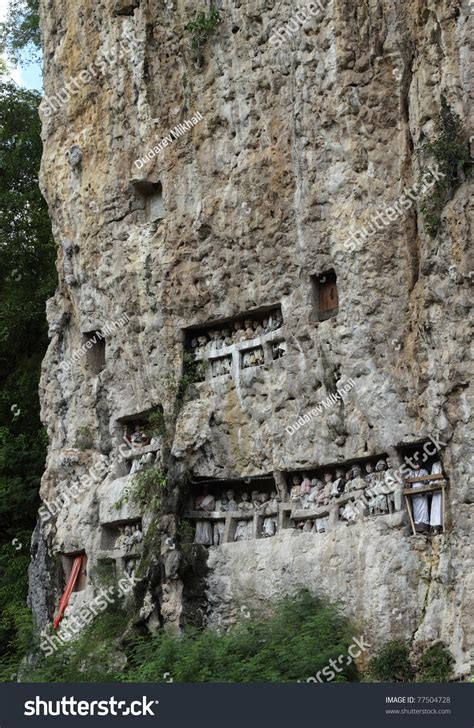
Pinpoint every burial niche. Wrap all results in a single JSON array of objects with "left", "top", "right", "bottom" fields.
[
  {"left": 118, "top": 407, "right": 163, "bottom": 473},
  {"left": 101, "top": 520, "right": 143, "bottom": 553},
  {"left": 61, "top": 551, "right": 88, "bottom": 593},
  {"left": 83, "top": 331, "right": 105, "bottom": 374},
  {"left": 313, "top": 269, "right": 339, "bottom": 321},
  {"left": 186, "top": 475, "right": 279, "bottom": 546},
  {"left": 133, "top": 179, "right": 165, "bottom": 222},
  {"left": 397, "top": 442, "right": 447, "bottom": 536},
  {"left": 241, "top": 346, "right": 264, "bottom": 369}
]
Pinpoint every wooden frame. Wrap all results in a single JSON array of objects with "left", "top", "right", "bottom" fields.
[{"left": 403, "top": 474, "right": 446, "bottom": 535}]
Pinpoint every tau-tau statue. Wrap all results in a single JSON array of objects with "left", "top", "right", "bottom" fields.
[
  {"left": 234, "top": 518, "right": 252, "bottom": 541},
  {"left": 347, "top": 464, "right": 365, "bottom": 492},
  {"left": 226, "top": 489, "right": 238, "bottom": 512},
  {"left": 373, "top": 460, "right": 389, "bottom": 514},
  {"left": 238, "top": 492, "right": 254, "bottom": 512},
  {"left": 407, "top": 455, "right": 430, "bottom": 531},
  {"left": 272, "top": 341, "right": 287, "bottom": 360},
  {"left": 194, "top": 489, "right": 215, "bottom": 546},
  {"left": 221, "top": 327, "right": 232, "bottom": 346},
  {"left": 213, "top": 520, "right": 225, "bottom": 546},
  {"left": 262, "top": 500, "right": 278, "bottom": 537},
  {"left": 196, "top": 335, "right": 208, "bottom": 354},
  {"left": 331, "top": 468, "right": 345, "bottom": 498},
  {"left": 215, "top": 494, "right": 229, "bottom": 512},
  {"left": 124, "top": 558, "right": 137, "bottom": 580},
  {"left": 290, "top": 475, "right": 302, "bottom": 504},
  {"left": 364, "top": 462, "right": 376, "bottom": 487},
  {"left": 243, "top": 320, "right": 255, "bottom": 340},
  {"left": 114, "top": 527, "right": 125, "bottom": 550},
  {"left": 322, "top": 472, "right": 333, "bottom": 504},
  {"left": 429, "top": 461, "right": 443, "bottom": 534}
]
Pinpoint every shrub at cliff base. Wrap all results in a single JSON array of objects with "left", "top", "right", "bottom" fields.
[{"left": 22, "top": 591, "right": 361, "bottom": 683}]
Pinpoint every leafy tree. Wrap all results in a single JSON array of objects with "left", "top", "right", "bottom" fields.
[
  {"left": 0, "top": 0, "right": 41, "bottom": 65},
  {"left": 0, "top": 80, "right": 55, "bottom": 679}
]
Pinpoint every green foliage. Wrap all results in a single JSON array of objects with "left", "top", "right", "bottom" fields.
[
  {"left": 144, "top": 410, "right": 166, "bottom": 440},
  {"left": 418, "top": 644, "right": 454, "bottom": 683},
  {"left": 115, "top": 467, "right": 167, "bottom": 511},
  {"left": 0, "top": 81, "right": 55, "bottom": 682},
  {"left": 21, "top": 591, "right": 361, "bottom": 683},
  {"left": 185, "top": 5, "right": 221, "bottom": 52},
  {"left": 419, "top": 97, "right": 470, "bottom": 237},
  {"left": 366, "top": 640, "right": 414, "bottom": 682},
  {"left": 125, "top": 591, "right": 360, "bottom": 683},
  {"left": 23, "top": 609, "right": 130, "bottom": 683},
  {"left": 74, "top": 426, "right": 94, "bottom": 451},
  {"left": 92, "top": 560, "right": 117, "bottom": 590},
  {"left": 173, "top": 353, "right": 204, "bottom": 416},
  {"left": 0, "top": 0, "right": 41, "bottom": 65},
  {"left": 177, "top": 520, "right": 194, "bottom": 545}
]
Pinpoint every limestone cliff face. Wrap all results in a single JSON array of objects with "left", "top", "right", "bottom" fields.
[{"left": 31, "top": 0, "right": 472, "bottom": 676}]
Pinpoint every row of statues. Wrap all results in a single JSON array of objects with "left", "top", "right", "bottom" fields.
[
  {"left": 114, "top": 524, "right": 143, "bottom": 552},
  {"left": 289, "top": 459, "right": 402, "bottom": 514},
  {"left": 191, "top": 312, "right": 283, "bottom": 354},
  {"left": 191, "top": 458, "right": 445, "bottom": 546},
  {"left": 193, "top": 489, "right": 281, "bottom": 545}
]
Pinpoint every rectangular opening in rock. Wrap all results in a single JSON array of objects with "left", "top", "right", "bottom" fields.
[
  {"left": 286, "top": 454, "right": 390, "bottom": 512},
  {"left": 241, "top": 346, "right": 264, "bottom": 369},
  {"left": 270, "top": 339, "right": 287, "bottom": 361},
  {"left": 184, "top": 305, "right": 284, "bottom": 358},
  {"left": 312, "top": 269, "right": 338, "bottom": 321},
  {"left": 397, "top": 441, "right": 446, "bottom": 535},
  {"left": 186, "top": 475, "right": 278, "bottom": 545},
  {"left": 210, "top": 355, "right": 232, "bottom": 378},
  {"left": 83, "top": 331, "right": 105, "bottom": 374},
  {"left": 101, "top": 519, "right": 143, "bottom": 551},
  {"left": 61, "top": 551, "right": 88, "bottom": 593}
]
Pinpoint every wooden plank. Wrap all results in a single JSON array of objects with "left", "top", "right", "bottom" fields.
[
  {"left": 405, "top": 495, "right": 416, "bottom": 536},
  {"left": 442, "top": 484, "right": 446, "bottom": 532},
  {"left": 404, "top": 474, "right": 444, "bottom": 483},
  {"left": 403, "top": 484, "right": 443, "bottom": 496}
]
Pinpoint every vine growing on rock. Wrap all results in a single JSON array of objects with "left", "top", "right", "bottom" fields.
[
  {"left": 418, "top": 97, "right": 470, "bottom": 237},
  {"left": 185, "top": 5, "right": 221, "bottom": 53},
  {"left": 115, "top": 467, "right": 167, "bottom": 511}
]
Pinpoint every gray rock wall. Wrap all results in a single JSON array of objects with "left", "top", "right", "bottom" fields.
[{"left": 31, "top": 0, "right": 472, "bottom": 676}]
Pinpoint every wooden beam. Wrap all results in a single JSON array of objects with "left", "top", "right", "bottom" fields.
[
  {"left": 405, "top": 495, "right": 416, "bottom": 536},
  {"left": 442, "top": 484, "right": 446, "bottom": 532},
  {"left": 403, "top": 484, "right": 443, "bottom": 496},
  {"left": 404, "top": 474, "right": 445, "bottom": 483}
]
